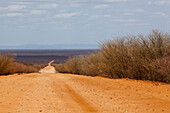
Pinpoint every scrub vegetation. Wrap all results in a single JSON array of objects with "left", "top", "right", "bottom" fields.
[
  {"left": 56, "top": 30, "right": 170, "bottom": 83},
  {"left": 0, "top": 53, "right": 38, "bottom": 75}
]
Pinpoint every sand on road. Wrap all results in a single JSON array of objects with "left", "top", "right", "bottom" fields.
[{"left": 0, "top": 72, "right": 170, "bottom": 113}]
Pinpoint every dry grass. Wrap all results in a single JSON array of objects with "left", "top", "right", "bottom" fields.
[{"left": 56, "top": 30, "right": 170, "bottom": 83}]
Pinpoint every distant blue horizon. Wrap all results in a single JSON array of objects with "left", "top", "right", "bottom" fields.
[{"left": 0, "top": 44, "right": 99, "bottom": 49}]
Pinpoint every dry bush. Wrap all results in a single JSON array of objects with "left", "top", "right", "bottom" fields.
[
  {"left": 57, "top": 30, "right": 170, "bottom": 83},
  {"left": 57, "top": 52, "right": 104, "bottom": 76},
  {"left": 64, "top": 56, "right": 84, "bottom": 74},
  {"left": 77, "top": 53, "right": 103, "bottom": 76},
  {"left": 54, "top": 64, "right": 67, "bottom": 73},
  {"left": 0, "top": 54, "right": 13, "bottom": 75},
  {"left": 0, "top": 53, "right": 37, "bottom": 75},
  {"left": 100, "top": 30, "right": 170, "bottom": 82},
  {"left": 151, "top": 56, "right": 170, "bottom": 83},
  {"left": 30, "top": 63, "right": 46, "bottom": 71},
  {"left": 7, "top": 62, "right": 37, "bottom": 74}
]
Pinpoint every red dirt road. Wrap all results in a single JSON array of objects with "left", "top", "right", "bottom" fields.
[{"left": 0, "top": 73, "right": 170, "bottom": 113}]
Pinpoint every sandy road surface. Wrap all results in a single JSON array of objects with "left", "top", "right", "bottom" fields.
[{"left": 0, "top": 73, "right": 170, "bottom": 113}]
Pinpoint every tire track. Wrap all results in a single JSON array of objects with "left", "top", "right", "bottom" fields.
[
  {"left": 49, "top": 75, "right": 98, "bottom": 112},
  {"left": 64, "top": 82, "right": 98, "bottom": 112}
]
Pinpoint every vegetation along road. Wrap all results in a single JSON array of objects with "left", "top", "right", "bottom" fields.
[{"left": 0, "top": 71, "right": 170, "bottom": 113}]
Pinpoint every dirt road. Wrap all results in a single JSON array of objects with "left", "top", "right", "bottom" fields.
[{"left": 0, "top": 73, "right": 170, "bottom": 113}]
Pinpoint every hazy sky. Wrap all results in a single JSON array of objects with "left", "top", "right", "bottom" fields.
[{"left": 0, "top": 0, "right": 170, "bottom": 46}]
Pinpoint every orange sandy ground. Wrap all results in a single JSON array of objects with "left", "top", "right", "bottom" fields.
[{"left": 0, "top": 73, "right": 169, "bottom": 113}]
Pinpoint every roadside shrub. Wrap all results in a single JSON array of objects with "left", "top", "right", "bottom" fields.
[
  {"left": 57, "top": 30, "right": 170, "bottom": 83},
  {"left": 56, "top": 52, "right": 104, "bottom": 76},
  {"left": 77, "top": 53, "right": 103, "bottom": 76},
  {"left": 100, "top": 30, "right": 170, "bottom": 82},
  {"left": 151, "top": 56, "right": 170, "bottom": 83},
  {"left": 0, "top": 53, "right": 13, "bottom": 75},
  {"left": 64, "top": 56, "right": 84, "bottom": 74},
  {"left": 0, "top": 53, "right": 37, "bottom": 75},
  {"left": 54, "top": 64, "right": 67, "bottom": 73}
]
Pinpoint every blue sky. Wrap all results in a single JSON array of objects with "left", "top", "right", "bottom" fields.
[{"left": 0, "top": 0, "right": 170, "bottom": 46}]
